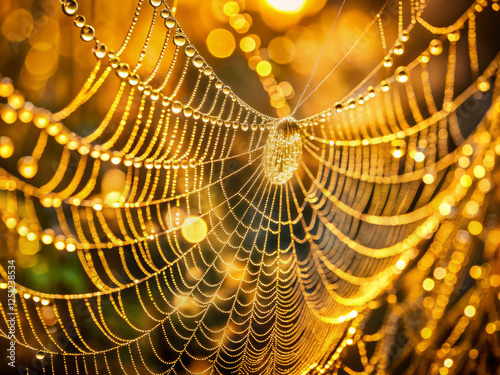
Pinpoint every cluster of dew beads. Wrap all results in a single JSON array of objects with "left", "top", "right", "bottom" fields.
[{"left": 263, "top": 117, "right": 302, "bottom": 185}]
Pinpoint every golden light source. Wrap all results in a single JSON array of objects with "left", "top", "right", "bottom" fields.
[{"left": 265, "top": 0, "right": 308, "bottom": 13}]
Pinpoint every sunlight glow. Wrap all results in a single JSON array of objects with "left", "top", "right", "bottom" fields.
[{"left": 265, "top": 0, "right": 308, "bottom": 13}]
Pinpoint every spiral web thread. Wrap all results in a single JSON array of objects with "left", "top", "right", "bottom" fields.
[{"left": 0, "top": 0, "right": 500, "bottom": 374}]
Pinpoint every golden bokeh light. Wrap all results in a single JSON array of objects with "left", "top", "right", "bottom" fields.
[
  {"left": 24, "top": 44, "right": 59, "bottom": 78},
  {"left": 1, "top": 8, "right": 33, "bottom": 42},
  {"left": 468, "top": 221, "right": 483, "bottom": 235},
  {"left": 101, "top": 168, "right": 126, "bottom": 205},
  {"left": 268, "top": 36, "right": 296, "bottom": 64},
  {"left": 19, "top": 237, "right": 40, "bottom": 255},
  {"left": 206, "top": 28, "right": 236, "bottom": 58},
  {"left": 256, "top": 60, "right": 272, "bottom": 76},
  {"left": 41, "top": 305, "right": 58, "bottom": 326},
  {"left": 464, "top": 305, "right": 476, "bottom": 317},
  {"left": 223, "top": 1, "right": 240, "bottom": 17},
  {"left": 181, "top": 215, "right": 208, "bottom": 243},
  {"left": 423, "top": 278, "right": 435, "bottom": 291},
  {"left": 240, "top": 35, "right": 259, "bottom": 52},
  {"left": 229, "top": 13, "right": 251, "bottom": 33},
  {"left": 423, "top": 173, "right": 435, "bottom": 184}
]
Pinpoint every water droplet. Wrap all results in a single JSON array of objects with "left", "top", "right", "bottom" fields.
[
  {"left": 203, "top": 67, "right": 213, "bottom": 76},
  {"left": 128, "top": 73, "right": 140, "bottom": 86},
  {"left": 0, "top": 136, "right": 14, "bottom": 158},
  {"left": 393, "top": 41, "right": 404, "bottom": 55},
  {"left": 429, "top": 39, "right": 443, "bottom": 55},
  {"left": 223, "top": 86, "right": 230, "bottom": 95},
  {"left": 184, "top": 45, "right": 195, "bottom": 57},
  {"left": 192, "top": 55, "right": 204, "bottom": 68},
  {"left": 400, "top": 30, "right": 409, "bottom": 42},
  {"left": 116, "top": 63, "right": 130, "bottom": 79},
  {"left": 263, "top": 117, "right": 302, "bottom": 184},
  {"left": 367, "top": 86, "right": 376, "bottom": 98},
  {"left": 251, "top": 123, "right": 258, "bottom": 131},
  {"left": 150, "top": 90, "right": 160, "bottom": 101},
  {"left": 149, "top": 0, "right": 162, "bottom": 7},
  {"left": 181, "top": 160, "right": 188, "bottom": 169},
  {"left": 173, "top": 33, "right": 186, "bottom": 47},
  {"left": 74, "top": 15, "right": 85, "bottom": 27},
  {"left": 160, "top": 9, "right": 170, "bottom": 18},
  {"left": 418, "top": 52, "right": 430, "bottom": 63},
  {"left": 35, "top": 352, "right": 45, "bottom": 360},
  {"left": 383, "top": 56, "right": 393, "bottom": 67},
  {"left": 18, "top": 156, "right": 38, "bottom": 179},
  {"left": 448, "top": 31, "right": 460, "bottom": 42},
  {"left": 171, "top": 101, "right": 183, "bottom": 114},
  {"left": 92, "top": 43, "right": 107, "bottom": 59},
  {"left": 241, "top": 122, "right": 249, "bottom": 131},
  {"left": 110, "top": 58, "right": 120, "bottom": 68},
  {"left": 381, "top": 81, "right": 390, "bottom": 92},
  {"left": 395, "top": 66, "right": 409, "bottom": 83},
  {"left": 63, "top": 1, "right": 78, "bottom": 16},
  {"left": 165, "top": 17, "right": 176, "bottom": 29},
  {"left": 80, "top": 25, "right": 95, "bottom": 42},
  {"left": 183, "top": 106, "right": 193, "bottom": 117}
]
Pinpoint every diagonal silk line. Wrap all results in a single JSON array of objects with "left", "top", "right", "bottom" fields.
[
  {"left": 291, "top": 0, "right": 349, "bottom": 117},
  {"left": 293, "top": 0, "right": 391, "bottom": 116}
]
